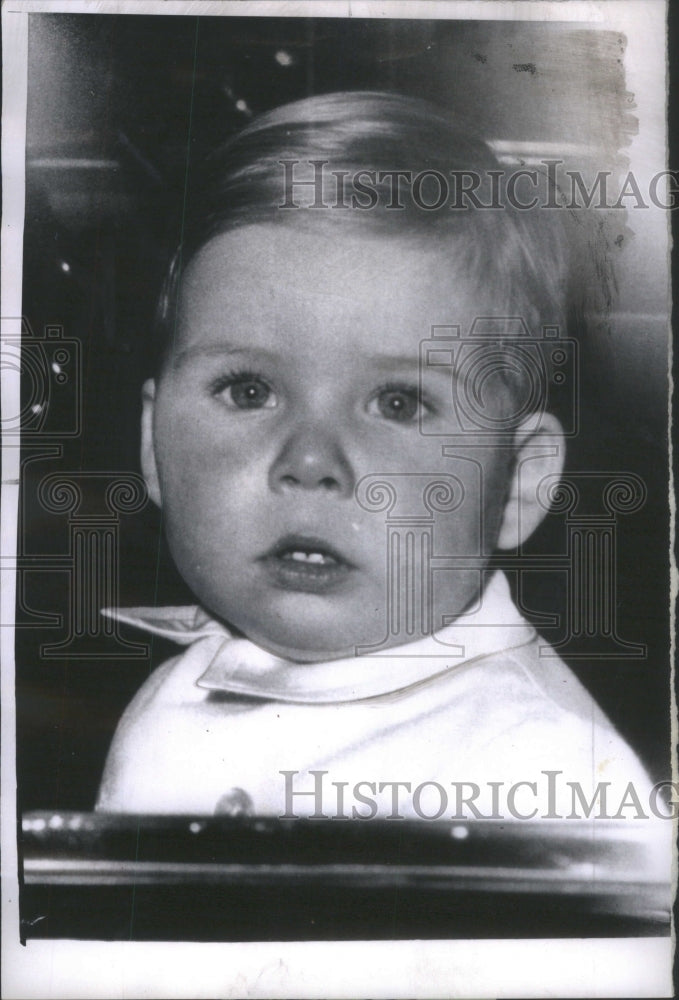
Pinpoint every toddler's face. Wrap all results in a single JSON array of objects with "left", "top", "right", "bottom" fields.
[{"left": 144, "top": 225, "right": 516, "bottom": 660}]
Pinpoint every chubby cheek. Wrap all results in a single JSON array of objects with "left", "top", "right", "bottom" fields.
[
  {"left": 152, "top": 409, "right": 267, "bottom": 555},
  {"left": 154, "top": 393, "right": 266, "bottom": 490}
]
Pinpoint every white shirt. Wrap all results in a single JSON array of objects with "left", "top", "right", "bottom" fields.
[{"left": 96, "top": 573, "right": 662, "bottom": 832}]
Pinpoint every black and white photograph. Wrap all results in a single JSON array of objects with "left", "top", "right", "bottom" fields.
[{"left": 1, "top": 1, "right": 675, "bottom": 996}]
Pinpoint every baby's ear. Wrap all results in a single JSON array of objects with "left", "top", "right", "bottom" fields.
[
  {"left": 140, "top": 379, "right": 162, "bottom": 507},
  {"left": 496, "top": 412, "right": 565, "bottom": 550}
]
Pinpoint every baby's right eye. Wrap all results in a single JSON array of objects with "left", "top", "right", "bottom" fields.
[{"left": 210, "top": 372, "right": 277, "bottom": 410}]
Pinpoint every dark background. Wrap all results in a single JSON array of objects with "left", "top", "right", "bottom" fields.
[{"left": 16, "top": 13, "right": 672, "bottom": 812}]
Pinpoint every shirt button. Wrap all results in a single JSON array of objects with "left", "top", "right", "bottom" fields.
[{"left": 214, "top": 787, "right": 254, "bottom": 816}]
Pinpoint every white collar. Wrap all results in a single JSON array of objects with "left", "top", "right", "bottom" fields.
[{"left": 102, "top": 572, "right": 535, "bottom": 704}]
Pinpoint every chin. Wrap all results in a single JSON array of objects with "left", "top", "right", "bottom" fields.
[
  {"left": 253, "top": 632, "right": 358, "bottom": 664},
  {"left": 212, "top": 592, "right": 388, "bottom": 663},
  {"left": 241, "top": 619, "right": 364, "bottom": 664}
]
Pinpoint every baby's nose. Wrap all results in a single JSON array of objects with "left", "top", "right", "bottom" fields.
[{"left": 268, "top": 423, "right": 355, "bottom": 496}]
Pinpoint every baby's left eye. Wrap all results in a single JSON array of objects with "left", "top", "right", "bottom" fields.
[{"left": 368, "top": 385, "right": 425, "bottom": 423}]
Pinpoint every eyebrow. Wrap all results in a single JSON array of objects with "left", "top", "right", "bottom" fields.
[
  {"left": 171, "top": 343, "right": 261, "bottom": 369},
  {"left": 171, "top": 343, "right": 449, "bottom": 374}
]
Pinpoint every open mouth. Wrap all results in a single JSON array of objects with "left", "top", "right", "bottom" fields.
[{"left": 259, "top": 535, "right": 355, "bottom": 592}]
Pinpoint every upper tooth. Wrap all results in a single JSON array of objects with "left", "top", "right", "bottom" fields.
[{"left": 290, "top": 551, "right": 326, "bottom": 563}]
